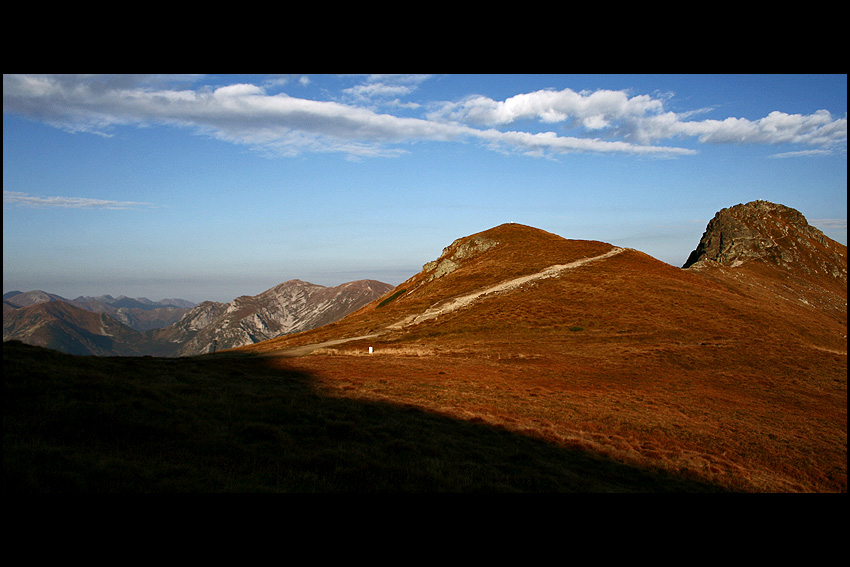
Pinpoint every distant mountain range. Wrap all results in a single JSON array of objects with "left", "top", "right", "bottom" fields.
[
  {"left": 3, "top": 279, "right": 393, "bottom": 356},
  {"left": 147, "top": 279, "right": 393, "bottom": 356},
  {"left": 4, "top": 291, "right": 196, "bottom": 332}
]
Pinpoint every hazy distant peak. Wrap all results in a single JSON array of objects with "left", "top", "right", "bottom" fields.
[{"left": 2, "top": 290, "right": 67, "bottom": 308}]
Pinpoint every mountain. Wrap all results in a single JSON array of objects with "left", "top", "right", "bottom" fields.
[
  {"left": 4, "top": 201, "right": 846, "bottom": 492},
  {"left": 70, "top": 294, "right": 196, "bottom": 310},
  {"left": 3, "top": 279, "right": 393, "bottom": 357},
  {"left": 3, "top": 290, "right": 68, "bottom": 311},
  {"left": 3, "top": 291, "right": 196, "bottom": 331},
  {"left": 243, "top": 202, "right": 846, "bottom": 358},
  {"left": 231, "top": 202, "right": 845, "bottom": 492},
  {"left": 150, "top": 279, "right": 394, "bottom": 356},
  {"left": 682, "top": 200, "right": 846, "bottom": 329},
  {"left": 68, "top": 296, "right": 196, "bottom": 332},
  {"left": 2, "top": 300, "right": 146, "bottom": 356}
]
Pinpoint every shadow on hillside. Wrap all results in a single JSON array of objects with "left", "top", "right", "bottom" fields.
[{"left": 3, "top": 341, "right": 728, "bottom": 492}]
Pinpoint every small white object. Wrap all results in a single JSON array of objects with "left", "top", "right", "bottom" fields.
[{"left": 368, "top": 347, "right": 373, "bottom": 354}]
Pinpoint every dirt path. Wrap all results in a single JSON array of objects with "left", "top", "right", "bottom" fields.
[
  {"left": 389, "top": 246, "right": 626, "bottom": 329},
  {"left": 260, "top": 246, "right": 626, "bottom": 357},
  {"left": 256, "top": 334, "right": 382, "bottom": 358}
]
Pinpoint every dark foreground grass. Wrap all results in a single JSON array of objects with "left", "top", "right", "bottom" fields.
[{"left": 3, "top": 341, "right": 727, "bottom": 492}]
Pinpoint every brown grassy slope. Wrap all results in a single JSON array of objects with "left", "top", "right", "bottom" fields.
[
  {"left": 241, "top": 223, "right": 616, "bottom": 352},
  {"left": 235, "top": 223, "right": 846, "bottom": 492},
  {"left": 4, "top": 340, "right": 728, "bottom": 492},
  {"left": 5, "top": 221, "right": 845, "bottom": 492}
]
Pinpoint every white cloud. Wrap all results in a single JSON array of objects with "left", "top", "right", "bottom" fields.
[
  {"left": 432, "top": 88, "right": 664, "bottom": 130},
  {"left": 343, "top": 82, "right": 415, "bottom": 100},
  {"left": 3, "top": 191, "right": 154, "bottom": 210},
  {"left": 662, "top": 109, "right": 847, "bottom": 146},
  {"left": 768, "top": 148, "right": 837, "bottom": 159},
  {"left": 474, "top": 128, "right": 695, "bottom": 157},
  {"left": 213, "top": 83, "right": 265, "bottom": 97},
  {"left": 430, "top": 87, "right": 847, "bottom": 150},
  {"left": 3, "top": 74, "right": 846, "bottom": 161}
]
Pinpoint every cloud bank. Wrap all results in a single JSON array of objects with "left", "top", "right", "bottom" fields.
[
  {"left": 4, "top": 191, "right": 154, "bottom": 210},
  {"left": 3, "top": 74, "right": 846, "bottom": 160}
]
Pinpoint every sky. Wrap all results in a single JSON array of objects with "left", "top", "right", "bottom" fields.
[{"left": 3, "top": 74, "right": 847, "bottom": 303}]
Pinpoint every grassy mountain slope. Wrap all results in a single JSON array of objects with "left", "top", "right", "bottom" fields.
[
  {"left": 4, "top": 206, "right": 846, "bottom": 492},
  {"left": 232, "top": 220, "right": 846, "bottom": 492},
  {"left": 3, "top": 339, "right": 728, "bottom": 492}
]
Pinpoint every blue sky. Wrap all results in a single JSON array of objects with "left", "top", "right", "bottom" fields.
[{"left": 3, "top": 74, "right": 847, "bottom": 303}]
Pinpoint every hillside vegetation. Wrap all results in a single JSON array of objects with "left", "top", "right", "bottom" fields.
[
  {"left": 4, "top": 203, "right": 846, "bottom": 492},
  {"left": 3, "top": 340, "right": 724, "bottom": 492}
]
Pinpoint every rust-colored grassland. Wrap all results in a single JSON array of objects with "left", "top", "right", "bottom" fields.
[
  {"left": 4, "top": 218, "right": 846, "bottom": 492},
  {"left": 238, "top": 222, "right": 846, "bottom": 492}
]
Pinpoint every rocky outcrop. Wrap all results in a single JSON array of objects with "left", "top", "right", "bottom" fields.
[
  {"left": 683, "top": 200, "right": 847, "bottom": 283},
  {"left": 422, "top": 235, "right": 500, "bottom": 282},
  {"left": 682, "top": 200, "right": 847, "bottom": 327}
]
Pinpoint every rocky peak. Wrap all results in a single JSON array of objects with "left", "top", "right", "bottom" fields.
[{"left": 683, "top": 200, "right": 847, "bottom": 283}]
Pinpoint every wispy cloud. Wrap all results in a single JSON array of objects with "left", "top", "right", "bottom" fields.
[
  {"left": 3, "top": 191, "right": 154, "bottom": 210},
  {"left": 767, "top": 148, "right": 840, "bottom": 159},
  {"left": 810, "top": 218, "right": 848, "bottom": 231},
  {"left": 3, "top": 74, "right": 846, "bottom": 161}
]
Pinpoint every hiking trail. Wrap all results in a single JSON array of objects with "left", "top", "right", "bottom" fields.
[{"left": 261, "top": 246, "right": 626, "bottom": 357}]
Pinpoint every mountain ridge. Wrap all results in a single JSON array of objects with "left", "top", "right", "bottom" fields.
[
  {"left": 3, "top": 290, "right": 197, "bottom": 331},
  {"left": 223, "top": 200, "right": 845, "bottom": 491},
  {"left": 150, "top": 279, "right": 393, "bottom": 356},
  {"left": 238, "top": 201, "right": 845, "bottom": 358},
  {"left": 3, "top": 279, "right": 393, "bottom": 356},
  {"left": 4, "top": 199, "right": 846, "bottom": 492}
]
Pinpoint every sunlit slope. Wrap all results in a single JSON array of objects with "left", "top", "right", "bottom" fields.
[
  {"left": 231, "top": 220, "right": 845, "bottom": 492},
  {"left": 8, "top": 210, "right": 845, "bottom": 492},
  {"left": 235, "top": 220, "right": 845, "bottom": 357},
  {"left": 235, "top": 223, "right": 613, "bottom": 352}
]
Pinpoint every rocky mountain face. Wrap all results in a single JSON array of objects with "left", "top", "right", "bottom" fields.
[
  {"left": 683, "top": 200, "right": 846, "bottom": 328},
  {"left": 151, "top": 279, "right": 393, "bottom": 356},
  {"left": 3, "top": 280, "right": 393, "bottom": 357},
  {"left": 683, "top": 200, "right": 846, "bottom": 279},
  {"left": 421, "top": 234, "right": 501, "bottom": 283}
]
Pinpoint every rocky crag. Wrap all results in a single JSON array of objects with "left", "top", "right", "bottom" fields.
[
  {"left": 683, "top": 200, "right": 846, "bottom": 329},
  {"left": 683, "top": 200, "right": 846, "bottom": 280}
]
